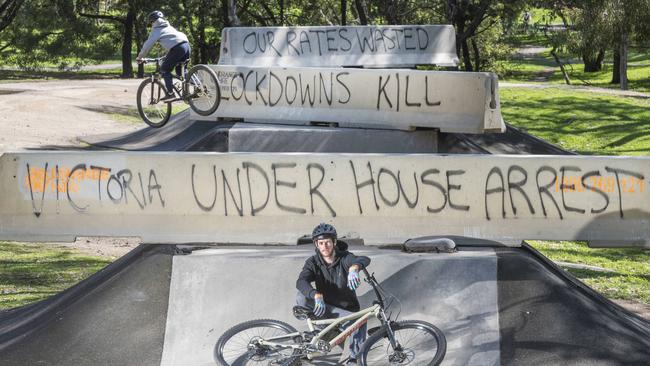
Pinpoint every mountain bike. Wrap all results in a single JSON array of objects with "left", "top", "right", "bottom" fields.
[
  {"left": 136, "top": 57, "right": 221, "bottom": 128},
  {"left": 214, "top": 268, "right": 446, "bottom": 365}
]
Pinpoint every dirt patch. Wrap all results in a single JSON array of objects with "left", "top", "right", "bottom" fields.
[
  {"left": 0, "top": 79, "right": 142, "bottom": 151},
  {"left": 612, "top": 299, "right": 650, "bottom": 321},
  {"left": 52, "top": 237, "right": 141, "bottom": 259}
]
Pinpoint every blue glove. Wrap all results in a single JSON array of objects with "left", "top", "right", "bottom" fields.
[
  {"left": 348, "top": 268, "right": 361, "bottom": 291},
  {"left": 314, "top": 296, "right": 326, "bottom": 317}
]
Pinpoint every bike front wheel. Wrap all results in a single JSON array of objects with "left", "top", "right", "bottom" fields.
[
  {"left": 187, "top": 64, "right": 220, "bottom": 116},
  {"left": 359, "top": 320, "right": 446, "bottom": 366},
  {"left": 136, "top": 78, "right": 172, "bottom": 128},
  {"left": 214, "top": 319, "right": 301, "bottom": 366}
]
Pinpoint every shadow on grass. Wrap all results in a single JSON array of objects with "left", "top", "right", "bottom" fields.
[
  {"left": 501, "top": 92, "right": 650, "bottom": 154},
  {"left": 0, "top": 69, "right": 123, "bottom": 81},
  {"left": 0, "top": 257, "right": 110, "bottom": 287}
]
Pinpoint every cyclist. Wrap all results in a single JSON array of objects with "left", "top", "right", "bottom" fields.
[
  {"left": 296, "top": 223, "right": 371, "bottom": 365},
  {"left": 136, "top": 10, "right": 190, "bottom": 102}
]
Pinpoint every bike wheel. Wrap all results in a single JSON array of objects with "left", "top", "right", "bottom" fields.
[
  {"left": 136, "top": 78, "right": 172, "bottom": 128},
  {"left": 187, "top": 64, "right": 221, "bottom": 116},
  {"left": 359, "top": 320, "right": 446, "bottom": 366},
  {"left": 214, "top": 319, "right": 301, "bottom": 366}
]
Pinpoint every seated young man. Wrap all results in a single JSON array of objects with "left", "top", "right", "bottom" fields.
[{"left": 296, "top": 223, "right": 371, "bottom": 365}]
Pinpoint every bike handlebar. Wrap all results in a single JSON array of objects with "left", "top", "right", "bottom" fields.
[{"left": 138, "top": 57, "right": 164, "bottom": 64}]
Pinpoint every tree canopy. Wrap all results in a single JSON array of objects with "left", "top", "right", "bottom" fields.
[{"left": 0, "top": 0, "right": 648, "bottom": 89}]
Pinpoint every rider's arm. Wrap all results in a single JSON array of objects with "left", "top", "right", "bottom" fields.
[
  {"left": 343, "top": 253, "right": 371, "bottom": 271},
  {"left": 137, "top": 28, "right": 161, "bottom": 59},
  {"left": 296, "top": 259, "right": 319, "bottom": 299}
]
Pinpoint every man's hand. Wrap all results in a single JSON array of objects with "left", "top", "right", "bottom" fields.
[
  {"left": 314, "top": 293, "right": 326, "bottom": 317},
  {"left": 348, "top": 265, "right": 361, "bottom": 291}
]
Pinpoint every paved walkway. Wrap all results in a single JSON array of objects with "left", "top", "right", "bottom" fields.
[{"left": 501, "top": 81, "right": 650, "bottom": 98}]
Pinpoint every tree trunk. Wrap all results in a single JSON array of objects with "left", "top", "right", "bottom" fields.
[
  {"left": 341, "top": 0, "right": 347, "bottom": 25},
  {"left": 619, "top": 33, "right": 628, "bottom": 90},
  {"left": 582, "top": 48, "right": 605, "bottom": 72},
  {"left": 225, "top": 0, "right": 240, "bottom": 27},
  {"left": 280, "top": 0, "right": 284, "bottom": 25},
  {"left": 461, "top": 39, "right": 472, "bottom": 71},
  {"left": 121, "top": 9, "right": 135, "bottom": 78},
  {"left": 354, "top": 0, "right": 368, "bottom": 25},
  {"left": 611, "top": 48, "right": 620, "bottom": 84},
  {"left": 0, "top": 0, "right": 25, "bottom": 32},
  {"left": 471, "top": 38, "right": 480, "bottom": 71},
  {"left": 134, "top": 17, "right": 145, "bottom": 78}
]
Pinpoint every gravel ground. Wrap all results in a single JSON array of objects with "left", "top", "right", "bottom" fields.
[{"left": 0, "top": 79, "right": 141, "bottom": 151}]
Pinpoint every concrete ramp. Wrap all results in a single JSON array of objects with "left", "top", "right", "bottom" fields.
[
  {"left": 79, "top": 110, "right": 229, "bottom": 151},
  {"left": 161, "top": 246, "right": 499, "bottom": 366},
  {"left": 0, "top": 245, "right": 173, "bottom": 365},
  {"left": 82, "top": 120, "right": 439, "bottom": 153},
  {"left": 2, "top": 244, "right": 648, "bottom": 365}
]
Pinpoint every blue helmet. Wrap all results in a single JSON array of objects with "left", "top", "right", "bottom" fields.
[
  {"left": 147, "top": 10, "right": 163, "bottom": 23},
  {"left": 312, "top": 223, "right": 337, "bottom": 241}
]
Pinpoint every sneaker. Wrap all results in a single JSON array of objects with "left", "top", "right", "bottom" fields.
[{"left": 160, "top": 92, "right": 177, "bottom": 102}]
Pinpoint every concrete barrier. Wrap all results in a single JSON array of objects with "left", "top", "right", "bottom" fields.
[
  {"left": 218, "top": 25, "right": 459, "bottom": 68},
  {"left": 2, "top": 152, "right": 649, "bottom": 247},
  {"left": 193, "top": 66, "right": 504, "bottom": 134}
]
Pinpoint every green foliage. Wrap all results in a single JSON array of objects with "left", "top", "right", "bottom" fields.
[
  {"left": 472, "top": 17, "right": 515, "bottom": 73},
  {"left": 0, "top": 0, "right": 118, "bottom": 69},
  {"left": 0, "top": 241, "right": 110, "bottom": 310}
]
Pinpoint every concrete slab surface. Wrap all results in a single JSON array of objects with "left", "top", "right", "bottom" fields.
[{"left": 161, "top": 246, "right": 499, "bottom": 366}]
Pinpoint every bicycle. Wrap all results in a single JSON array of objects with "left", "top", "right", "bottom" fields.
[
  {"left": 214, "top": 268, "right": 446, "bottom": 366},
  {"left": 136, "top": 57, "right": 221, "bottom": 128}
]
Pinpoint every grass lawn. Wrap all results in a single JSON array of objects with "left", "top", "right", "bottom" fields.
[
  {"left": 499, "top": 41, "right": 650, "bottom": 92},
  {"left": 500, "top": 85, "right": 650, "bottom": 307},
  {"left": 0, "top": 241, "right": 111, "bottom": 310},
  {"left": 500, "top": 86, "right": 650, "bottom": 155},
  {"left": 528, "top": 241, "right": 650, "bottom": 305}
]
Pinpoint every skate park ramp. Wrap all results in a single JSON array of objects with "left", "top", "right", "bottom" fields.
[
  {"left": 80, "top": 108, "right": 568, "bottom": 155},
  {"left": 0, "top": 245, "right": 173, "bottom": 366},
  {"left": 2, "top": 243, "right": 649, "bottom": 366}
]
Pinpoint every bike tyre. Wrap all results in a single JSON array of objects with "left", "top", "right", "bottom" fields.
[
  {"left": 214, "top": 318, "right": 300, "bottom": 366},
  {"left": 358, "top": 320, "right": 446, "bottom": 366},
  {"left": 187, "top": 64, "right": 220, "bottom": 116},
  {"left": 136, "top": 78, "right": 172, "bottom": 128}
]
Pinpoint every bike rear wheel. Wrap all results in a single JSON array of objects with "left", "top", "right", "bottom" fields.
[
  {"left": 136, "top": 78, "right": 172, "bottom": 128},
  {"left": 359, "top": 320, "right": 446, "bottom": 366},
  {"left": 187, "top": 64, "right": 220, "bottom": 116},
  {"left": 214, "top": 319, "right": 301, "bottom": 366}
]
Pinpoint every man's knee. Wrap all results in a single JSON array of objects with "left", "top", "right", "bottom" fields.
[{"left": 295, "top": 291, "right": 311, "bottom": 307}]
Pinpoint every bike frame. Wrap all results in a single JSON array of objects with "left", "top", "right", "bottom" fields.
[
  {"left": 141, "top": 57, "right": 190, "bottom": 101},
  {"left": 259, "top": 303, "right": 381, "bottom": 360}
]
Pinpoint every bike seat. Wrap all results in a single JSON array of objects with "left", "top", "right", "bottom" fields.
[{"left": 292, "top": 306, "right": 317, "bottom": 320}]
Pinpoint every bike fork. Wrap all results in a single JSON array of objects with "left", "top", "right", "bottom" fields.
[
  {"left": 379, "top": 310, "right": 402, "bottom": 353},
  {"left": 149, "top": 75, "right": 158, "bottom": 104}
]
